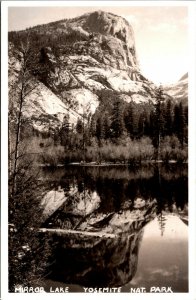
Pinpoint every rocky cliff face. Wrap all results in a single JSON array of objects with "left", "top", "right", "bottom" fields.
[
  {"left": 64, "top": 10, "right": 138, "bottom": 70},
  {"left": 9, "top": 11, "right": 158, "bottom": 131},
  {"left": 8, "top": 43, "right": 79, "bottom": 132}
]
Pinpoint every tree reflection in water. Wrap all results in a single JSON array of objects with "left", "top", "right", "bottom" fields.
[{"left": 40, "top": 164, "right": 188, "bottom": 290}]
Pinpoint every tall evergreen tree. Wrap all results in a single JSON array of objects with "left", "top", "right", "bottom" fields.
[
  {"left": 173, "top": 102, "right": 185, "bottom": 147},
  {"left": 76, "top": 118, "right": 83, "bottom": 135},
  {"left": 149, "top": 110, "right": 155, "bottom": 140},
  {"left": 124, "top": 103, "right": 134, "bottom": 138},
  {"left": 138, "top": 113, "right": 145, "bottom": 138},
  {"left": 184, "top": 105, "right": 188, "bottom": 126},
  {"left": 143, "top": 111, "right": 151, "bottom": 137},
  {"left": 89, "top": 114, "right": 97, "bottom": 137},
  {"left": 103, "top": 114, "right": 110, "bottom": 140},
  {"left": 110, "top": 100, "right": 125, "bottom": 139},
  {"left": 96, "top": 116, "right": 104, "bottom": 142},
  {"left": 153, "top": 86, "right": 165, "bottom": 159},
  {"left": 165, "top": 99, "right": 173, "bottom": 136},
  {"left": 184, "top": 105, "right": 188, "bottom": 144},
  {"left": 60, "top": 115, "right": 70, "bottom": 147}
]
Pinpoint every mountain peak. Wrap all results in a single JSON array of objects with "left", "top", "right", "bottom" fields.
[
  {"left": 179, "top": 72, "right": 188, "bottom": 82},
  {"left": 9, "top": 10, "right": 158, "bottom": 132},
  {"left": 163, "top": 72, "right": 188, "bottom": 104},
  {"left": 68, "top": 10, "right": 136, "bottom": 52}
]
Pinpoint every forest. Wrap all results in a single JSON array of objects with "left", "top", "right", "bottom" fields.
[{"left": 29, "top": 87, "right": 188, "bottom": 166}]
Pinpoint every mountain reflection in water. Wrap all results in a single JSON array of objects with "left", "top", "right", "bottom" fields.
[{"left": 40, "top": 165, "right": 188, "bottom": 292}]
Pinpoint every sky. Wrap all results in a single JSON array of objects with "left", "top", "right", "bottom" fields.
[{"left": 8, "top": 5, "right": 188, "bottom": 84}]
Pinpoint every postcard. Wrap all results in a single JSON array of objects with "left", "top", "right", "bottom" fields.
[{"left": 1, "top": 1, "right": 196, "bottom": 299}]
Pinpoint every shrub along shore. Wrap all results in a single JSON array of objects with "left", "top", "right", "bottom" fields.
[{"left": 25, "top": 135, "right": 188, "bottom": 167}]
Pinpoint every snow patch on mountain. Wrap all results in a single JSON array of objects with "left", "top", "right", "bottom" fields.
[{"left": 164, "top": 74, "right": 188, "bottom": 103}]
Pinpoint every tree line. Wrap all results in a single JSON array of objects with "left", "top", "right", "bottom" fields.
[{"left": 48, "top": 88, "right": 187, "bottom": 157}]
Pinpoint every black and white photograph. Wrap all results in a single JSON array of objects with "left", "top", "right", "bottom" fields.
[{"left": 1, "top": 1, "right": 196, "bottom": 297}]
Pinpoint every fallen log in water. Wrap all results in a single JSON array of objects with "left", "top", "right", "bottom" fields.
[{"left": 39, "top": 228, "right": 116, "bottom": 238}]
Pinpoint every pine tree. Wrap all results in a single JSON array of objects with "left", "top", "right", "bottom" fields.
[
  {"left": 89, "top": 114, "right": 97, "bottom": 137},
  {"left": 124, "top": 103, "right": 134, "bottom": 138},
  {"left": 165, "top": 99, "right": 172, "bottom": 136},
  {"left": 143, "top": 111, "right": 151, "bottom": 137},
  {"left": 110, "top": 100, "right": 125, "bottom": 139},
  {"left": 60, "top": 115, "right": 70, "bottom": 147},
  {"left": 96, "top": 116, "right": 104, "bottom": 142},
  {"left": 84, "top": 112, "right": 92, "bottom": 146},
  {"left": 173, "top": 102, "right": 185, "bottom": 147},
  {"left": 103, "top": 114, "right": 110, "bottom": 140},
  {"left": 184, "top": 105, "right": 188, "bottom": 144},
  {"left": 153, "top": 86, "right": 165, "bottom": 160},
  {"left": 148, "top": 110, "right": 155, "bottom": 140},
  {"left": 138, "top": 113, "right": 145, "bottom": 138},
  {"left": 76, "top": 118, "right": 83, "bottom": 135},
  {"left": 184, "top": 105, "right": 188, "bottom": 126}
]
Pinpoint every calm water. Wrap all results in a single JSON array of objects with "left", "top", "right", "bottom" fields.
[{"left": 39, "top": 164, "right": 188, "bottom": 293}]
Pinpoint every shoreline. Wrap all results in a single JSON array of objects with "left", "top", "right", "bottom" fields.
[{"left": 38, "top": 160, "right": 188, "bottom": 168}]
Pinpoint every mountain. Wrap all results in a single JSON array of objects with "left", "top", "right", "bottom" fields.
[
  {"left": 9, "top": 10, "right": 159, "bottom": 132},
  {"left": 163, "top": 73, "right": 188, "bottom": 104},
  {"left": 179, "top": 72, "right": 188, "bottom": 81}
]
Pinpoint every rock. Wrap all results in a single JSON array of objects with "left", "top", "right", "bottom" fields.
[{"left": 8, "top": 10, "right": 174, "bottom": 133}]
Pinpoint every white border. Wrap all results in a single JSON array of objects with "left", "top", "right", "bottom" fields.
[
  {"left": 188, "top": 3, "right": 196, "bottom": 298},
  {"left": 1, "top": 0, "right": 195, "bottom": 7},
  {"left": 1, "top": 1, "right": 196, "bottom": 300}
]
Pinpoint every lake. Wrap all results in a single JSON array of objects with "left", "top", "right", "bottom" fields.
[{"left": 39, "top": 164, "right": 188, "bottom": 293}]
